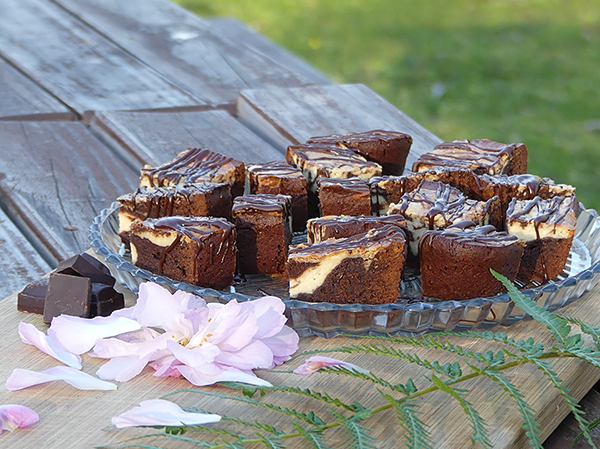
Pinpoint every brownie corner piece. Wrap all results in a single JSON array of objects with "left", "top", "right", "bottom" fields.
[{"left": 317, "top": 177, "right": 371, "bottom": 217}]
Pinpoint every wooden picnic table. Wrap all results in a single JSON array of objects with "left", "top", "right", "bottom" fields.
[{"left": 0, "top": 0, "right": 598, "bottom": 447}]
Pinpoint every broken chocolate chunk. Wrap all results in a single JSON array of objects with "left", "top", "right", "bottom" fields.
[
  {"left": 90, "top": 283, "right": 125, "bottom": 317},
  {"left": 17, "top": 278, "right": 49, "bottom": 314},
  {"left": 43, "top": 273, "right": 91, "bottom": 324},
  {"left": 56, "top": 253, "right": 115, "bottom": 287}
]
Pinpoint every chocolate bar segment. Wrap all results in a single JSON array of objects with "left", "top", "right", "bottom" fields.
[
  {"left": 17, "top": 278, "right": 49, "bottom": 314},
  {"left": 56, "top": 253, "right": 115, "bottom": 287},
  {"left": 43, "top": 273, "right": 91, "bottom": 324},
  {"left": 90, "top": 283, "right": 125, "bottom": 317}
]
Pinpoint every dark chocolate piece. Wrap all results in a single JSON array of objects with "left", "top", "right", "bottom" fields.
[
  {"left": 43, "top": 273, "right": 91, "bottom": 323},
  {"left": 56, "top": 253, "right": 115, "bottom": 287},
  {"left": 17, "top": 278, "right": 49, "bottom": 314},
  {"left": 90, "top": 283, "right": 125, "bottom": 317}
]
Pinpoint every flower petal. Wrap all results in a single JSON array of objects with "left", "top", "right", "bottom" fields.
[
  {"left": 262, "top": 325, "right": 299, "bottom": 366},
  {"left": 0, "top": 404, "right": 39, "bottom": 433},
  {"left": 111, "top": 399, "right": 220, "bottom": 428},
  {"left": 18, "top": 322, "right": 82, "bottom": 369},
  {"left": 95, "top": 355, "right": 152, "bottom": 382},
  {"left": 48, "top": 315, "right": 141, "bottom": 354},
  {"left": 166, "top": 340, "right": 220, "bottom": 369},
  {"left": 293, "top": 356, "right": 368, "bottom": 375},
  {"left": 245, "top": 296, "right": 287, "bottom": 339},
  {"left": 215, "top": 340, "right": 274, "bottom": 371},
  {"left": 6, "top": 366, "right": 117, "bottom": 391},
  {"left": 176, "top": 365, "right": 272, "bottom": 387}
]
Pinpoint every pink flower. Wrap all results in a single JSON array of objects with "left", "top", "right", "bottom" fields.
[
  {"left": 111, "top": 399, "right": 220, "bottom": 428},
  {"left": 293, "top": 356, "right": 368, "bottom": 375},
  {"left": 0, "top": 404, "right": 39, "bottom": 434},
  {"left": 30, "top": 282, "right": 298, "bottom": 387}
]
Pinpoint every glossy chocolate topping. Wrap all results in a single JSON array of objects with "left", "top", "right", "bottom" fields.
[
  {"left": 413, "top": 139, "right": 522, "bottom": 173},
  {"left": 139, "top": 216, "right": 236, "bottom": 272},
  {"left": 247, "top": 161, "right": 303, "bottom": 177},
  {"left": 421, "top": 224, "right": 519, "bottom": 248},
  {"left": 291, "top": 224, "right": 406, "bottom": 256},
  {"left": 141, "top": 148, "right": 240, "bottom": 186},
  {"left": 232, "top": 194, "right": 292, "bottom": 214},
  {"left": 308, "top": 130, "right": 412, "bottom": 146}
]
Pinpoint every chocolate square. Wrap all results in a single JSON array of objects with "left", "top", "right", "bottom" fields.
[
  {"left": 17, "top": 278, "right": 49, "bottom": 314},
  {"left": 43, "top": 273, "right": 91, "bottom": 324},
  {"left": 56, "top": 253, "right": 115, "bottom": 287},
  {"left": 90, "top": 283, "right": 125, "bottom": 317}
]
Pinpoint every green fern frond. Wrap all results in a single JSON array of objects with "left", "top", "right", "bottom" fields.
[
  {"left": 430, "top": 375, "right": 491, "bottom": 448},
  {"left": 469, "top": 364, "right": 542, "bottom": 448},
  {"left": 270, "top": 384, "right": 359, "bottom": 412},
  {"left": 255, "top": 433, "right": 284, "bottom": 449},
  {"left": 575, "top": 415, "right": 600, "bottom": 444},
  {"left": 292, "top": 424, "right": 331, "bottom": 449},
  {"left": 330, "top": 409, "right": 377, "bottom": 449},
  {"left": 169, "top": 389, "right": 326, "bottom": 427},
  {"left": 319, "top": 363, "right": 418, "bottom": 395},
  {"left": 379, "top": 392, "right": 432, "bottom": 449},
  {"left": 564, "top": 316, "right": 600, "bottom": 350},
  {"left": 491, "top": 271, "right": 572, "bottom": 347}
]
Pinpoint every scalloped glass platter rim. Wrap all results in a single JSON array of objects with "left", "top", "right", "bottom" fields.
[{"left": 90, "top": 201, "right": 600, "bottom": 338}]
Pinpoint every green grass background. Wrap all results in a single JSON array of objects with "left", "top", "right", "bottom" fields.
[{"left": 176, "top": 0, "right": 600, "bottom": 210}]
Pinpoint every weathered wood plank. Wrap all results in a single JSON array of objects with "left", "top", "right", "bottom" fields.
[
  {"left": 0, "top": 0, "right": 203, "bottom": 115},
  {"left": 0, "top": 208, "right": 52, "bottom": 299},
  {"left": 0, "top": 57, "right": 76, "bottom": 122},
  {"left": 1, "top": 284, "right": 600, "bottom": 448},
  {"left": 88, "top": 109, "right": 284, "bottom": 169},
  {"left": 0, "top": 122, "right": 139, "bottom": 261},
  {"left": 238, "top": 83, "right": 443, "bottom": 172},
  {"left": 544, "top": 389, "right": 600, "bottom": 448},
  {"left": 52, "top": 0, "right": 327, "bottom": 109},
  {"left": 208, "top": 17, "right": 332, "bottom": 87}
]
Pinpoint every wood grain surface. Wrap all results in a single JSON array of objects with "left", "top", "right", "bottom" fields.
[
  {"left": 0, "top": 0, "right": 203, "bottom": 115},
  {"left": 238, "top": 84, "right": 443, "bottom": 172},
  {"left": 88, "top": 109, "right": 285, "bottom": 169},
  {"left": 0, "top": 282, "right": 599, "bottom": 448},
  {"left": 0, "top": 208, "right": 52, "bottom": 299},
  {"left": 0, "top": 57, "right": 76, "bottom": 122},
  {"left": 52, "top": 0, "right": 326, "bottom": 109},
  {"left": 0, "top": 122, "right": 138, "bottom": 262}
]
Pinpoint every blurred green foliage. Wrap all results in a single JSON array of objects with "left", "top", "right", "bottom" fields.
[{"left": 177, "top": 0, "right": 600, "bottom": 210}]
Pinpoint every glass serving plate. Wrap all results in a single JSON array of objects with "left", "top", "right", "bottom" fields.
[{"left": 90, "top": 202, "right": 600, "bottom": 337}]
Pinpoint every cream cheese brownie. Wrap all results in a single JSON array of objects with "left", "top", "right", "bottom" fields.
[
  {"left": 317, "top": 177, "right": 371, "bottom": 217},
  {"left": 139, "top": 148, "right": 245, "bottom": 198},
  {"left": 308, "top": 130, "right": 413, "bottom": 175},
  {"left": 389, "top": 180, "right": 501, "bottom": 256},
  {"left": 232, "top": 194, "right": 293, "bottom": 275},
  {"left": 413, "top": 139, "right": 528, "bottom": 175},
  {"left": 506, "top": 195, "right": 579, "bottom": 283},
  {"left": 247, "top": 161, "right": 308, "bottom": 232},
  {"left": 307, "top": 214, "right": 407, "bottom": 243},
  {"left": 420, "top": 222, "right": 525, "bottom": 300},
  {"left": 285, "top": 143, "right": 382, "bottom": 192},
  {"left": 288, "top": 225, "right": 407, "bottom": 304},
  {"left": 118, "top": 183, "right": 232, "bottom": 243},
  {"left": 130, "top": 216, "right": 237, "bottom": 289}
]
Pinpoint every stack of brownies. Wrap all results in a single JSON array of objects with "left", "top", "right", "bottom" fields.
[{"left": 117, "top": 132, "right": 578, "bottom": 305}]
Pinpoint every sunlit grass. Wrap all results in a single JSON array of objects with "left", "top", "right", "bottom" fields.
[{"left": 177, "top": 0, "right": 600, "bottom": 209}]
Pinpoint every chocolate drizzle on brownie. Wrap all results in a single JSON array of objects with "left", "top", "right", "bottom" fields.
[
  {"left": 145, "top": 216, "right": 235, "bottom": 281},
  {"left": 232, "top": 194, "right": 291, "bottom": 214},
  {"left": 142, "top": 148, "right": 236, "bottom": 185}
]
